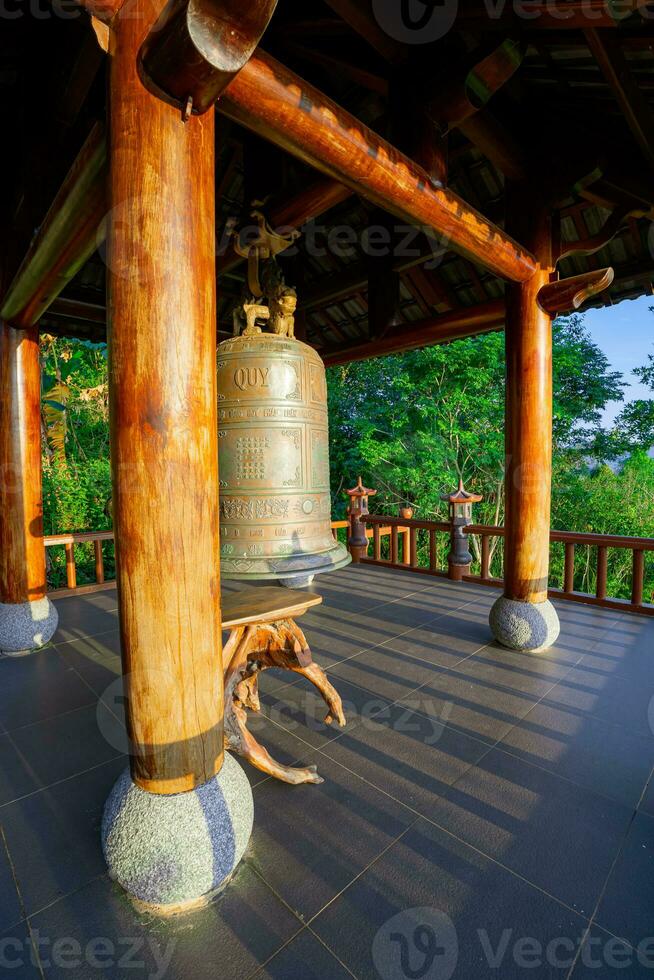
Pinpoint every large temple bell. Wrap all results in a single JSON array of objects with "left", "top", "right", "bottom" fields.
[{"left": 217, "top": 216, "right": 350, "bottom": 586}]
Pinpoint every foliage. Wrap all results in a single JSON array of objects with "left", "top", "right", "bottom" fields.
[
  {"left": 40, "top": 336, "right": 112, "bottom": 587},
  {"left": 327, "top": 314, "right": 653, "bottom": 601},
  {"left": 41, "top": 314, "right": 654, "bottom": 602}
]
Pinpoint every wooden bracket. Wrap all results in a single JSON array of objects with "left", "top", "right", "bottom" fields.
[
  {"left": 555, "top": 208, "right": 629, "bottom": 263},
  {"left": 139, "top": 0, "right": 278, "bottom": 115},
  {"left": 537, "top": 268, "right": 614, "bottom": 317}
]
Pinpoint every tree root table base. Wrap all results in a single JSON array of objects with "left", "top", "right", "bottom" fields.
[{"left": 222, "top": 588, "right": 346, "bottom": 785}]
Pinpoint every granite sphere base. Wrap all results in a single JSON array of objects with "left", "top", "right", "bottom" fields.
[
  {"left": 0, "top": 597, "right": 59, "bottom": 655},
  {"left": 489, "top": 596, "right": 560, "bottom": 652},
  {"left": 102, "top": 753, "right": 254, "bottom": 909}
]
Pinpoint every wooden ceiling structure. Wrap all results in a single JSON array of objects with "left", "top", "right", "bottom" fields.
[{"left": 2, "top": 1, "right": 654, "bottom": 361}]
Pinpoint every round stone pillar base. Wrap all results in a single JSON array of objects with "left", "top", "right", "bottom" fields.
[
  {"left": 0, "top": 597, "right": 59, "bottom": 656},
  {"left": 102, "top": 753, "right": 254, "bottom": 910},
  {"left": 489, "top": 596, "right": 560, "bottom": 652}
]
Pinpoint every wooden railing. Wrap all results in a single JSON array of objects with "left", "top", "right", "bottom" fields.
[
  {"left": 331, "top": 519, "right": 412, "bottom": 563},
  {"left": 45, "top": 530, "right": 115, "bottom": 598},
  {"left": 356, "top": 515, "right": 654, "bottom": 617},
  {"left": 45, "top": 520, "right": 654, "bottom": 617}
]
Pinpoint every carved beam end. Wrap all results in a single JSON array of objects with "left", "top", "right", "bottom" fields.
[
  {"left": 537, "top": 268, "right": 614, "bottom": 317},
  {"left": 139, "top": 0, "right": 278, "bottom": 115}
]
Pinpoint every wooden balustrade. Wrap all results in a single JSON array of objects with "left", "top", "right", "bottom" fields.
[
  {"left": 44, "top": 530, "right": 115, "bottom": 598},
  {"left": 356, "top": 517, "right": 654, "bottom": 616},
  {"left": 43, "top": 521, "right": 653, "bottom": 617}
]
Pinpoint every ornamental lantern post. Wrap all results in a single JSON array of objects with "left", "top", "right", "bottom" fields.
[
  {"left": 346, "top": 477, "right": 376, "bottom": 563},
  {"left": 441, "top": 479, "right": 483, "bottom": 581}
]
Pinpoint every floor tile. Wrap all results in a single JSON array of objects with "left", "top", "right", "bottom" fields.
[
  {"left": 249, "top": 755, "right": 415, "bottom": 920},
  {"left": 542, "top": 666, "right": 654, "bottom": 737},
  {"left": 578, "top": 623, "right": 654, "bottom": 684},
  {"left": 1, "top": 757, "right": 126, "bottom": 915},
  {"left": 9, "top": 705, "right": 125, "bottom": 791},
  {"left": 55, "top": 631, "right": 122, "bottom": 697},
  {"left": 639, "top": 772, "right": 654, "bottom": 817},
  {"left": 0, "top": 840, "right": 22, "bottom": 933},
  {"left": 498, "top": 702, "right": 654, "bottom": 808},
  {"left": 256, "top": 928, "right": 355, "bottom": 979},
  {"left": 259, "top": 678, "right": 392, "bottom": 749},
  {"left": 378, "top": 619, "right": 488, "bottom": 669},
  {"left": 301, "top": 621, "right": 374, "bottom": 669},
  {"left": 571, "top": 927, "right": 654, "bottom": 978},
  {"left": 424, "top": 747, "right": 634, "bottom": 914},
  {"left": 0, "top": 734, "right": 43, "bottom": 807},
  {"left": 0, "top": 920, "right": 42, "bottom": 978},
  {"left": 0, "top": 647, "right": 96, "bottom": 732},
  {"left": 322, "top": 703, "right": 490, "bottom": 815},
  {"left": 328, "top": 643, "right": 450, "bottom": 703},
  {"left": 303, "top": 604, "right": 420, "bottom": 646},
  {"left": 30, "top": 866, "right": 301, "bottom": 980},
  {"left": 397, "top": 662, "right": 542, "bottom": 746},
  {"left": 595, "top": 811, "right": 654, "bottom": 949},
  {"left": 234, "top": 717, "right": 325, "bottom": 788},
  {"left": 312, "top": 818, "right": 588, "bottom": 980},
  {"left": 52, "top": 595, "right": 119, "bottom": 644}
]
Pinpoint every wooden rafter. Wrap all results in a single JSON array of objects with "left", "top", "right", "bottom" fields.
[
  {"left": 585, "top": 29, "right": 654, "bottom": 171},
  {"left": 221, "top": 51, "right": 537, "bottom": 283},
  {"left": 321, "top": 0, "right": 404, "bottom": 64}
]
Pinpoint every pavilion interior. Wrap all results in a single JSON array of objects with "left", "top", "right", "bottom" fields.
[{"left": 2, "top": 2, "right": 654, "bottom": 978}]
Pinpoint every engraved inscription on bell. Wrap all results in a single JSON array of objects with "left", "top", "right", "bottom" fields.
[{"left": 217, "top": 331, "right": 351, "bottom": 584}]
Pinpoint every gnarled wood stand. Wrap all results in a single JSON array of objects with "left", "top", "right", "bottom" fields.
[{"left": 222, "top": 587, "right": 345, "bottom": 785}]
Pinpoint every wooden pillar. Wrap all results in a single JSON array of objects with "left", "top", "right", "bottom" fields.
[
  {"left": 0, "top": 323, "right": 47, "bottom": 604},
  {"left": 0, "top": 322, "right": 58, "bottom": 654},
  {"left": 490, "top": 184, "right": 560, "bottom": 651},
  {"left": 107, "top": 1, "right": 223, "bottom": 795},
  {"left": 504, "top": 187, "right": 553, "bottom": 604}
]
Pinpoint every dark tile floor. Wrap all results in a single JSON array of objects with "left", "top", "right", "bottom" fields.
[{"left": 1, "top": 565, "right": 653, "bottom": 978}]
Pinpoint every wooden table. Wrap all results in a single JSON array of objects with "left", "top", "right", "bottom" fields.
[{"left": 222, "top": 587, "right": 346, "bottom": 785}]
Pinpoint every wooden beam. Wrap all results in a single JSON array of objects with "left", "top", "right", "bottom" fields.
[
  {"left": 428, "top": 39, "right": 525, "bottom": 132},
  {"left": 46, "top": 297, "right": 106, "bottom": 325},
  {"left": 585, "top": 29, "right": 654, "bottom": 171},
  {"left": 221, "top": 51, "right": 537, "bottom": 283},
  {"left": 0, "top": 125, "right": 107, "bottom": 329},
  {"left": 108, "top": 1, "right": 224, "bottom": 795},
  {"left": 322, "top": 300, "right": 505, "bottom": 366}
]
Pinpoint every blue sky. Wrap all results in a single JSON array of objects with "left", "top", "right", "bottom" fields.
[{"left": 582, "top": 295, "right": 653, "bottom": 426}]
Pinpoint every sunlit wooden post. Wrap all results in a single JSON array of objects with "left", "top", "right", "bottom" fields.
[
  {"left": 0, "top": 323, "right": 58, "bottom": 654},
  {"left": 490, "top": 186, "right": 560, "bottom": 652},
  {"left": 100, "top": 0, "right": 253, "bottom": 911}
]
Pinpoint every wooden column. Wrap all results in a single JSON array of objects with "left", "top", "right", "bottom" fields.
[
  {"left": 108, "top": 0, "right": 223, "bottom": 795},
  {"left": 0, "top": 323, "right": 47, "bottom": 604},
  {"left": 503, "top": 185, "right": 554, "bottom": 605}
]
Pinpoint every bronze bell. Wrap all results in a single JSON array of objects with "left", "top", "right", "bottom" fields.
[{"left": 217, "top": 283, "right": 350, "bottom": 586}]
